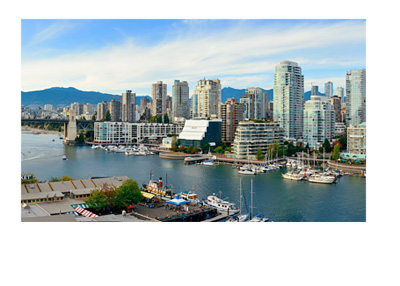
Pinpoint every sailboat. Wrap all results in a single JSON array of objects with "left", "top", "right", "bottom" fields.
[{"left": 238, "top": 147, "right": 256, "bottom": 175}]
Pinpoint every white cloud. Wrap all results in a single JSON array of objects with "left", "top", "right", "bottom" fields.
[
  {"left": 22, "top": 20, "right": 365, "bottom": 95},
  {"left": 28, "top": 21, "right": 76, "bottom": 46}
]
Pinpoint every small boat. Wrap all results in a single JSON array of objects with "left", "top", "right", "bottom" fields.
[
  {"left": 204, "top": 193, "right": 239, "bottom": 214},
  {"left": 282, "top": 171, "right": 304, "bottom": 181},
  {"left": 249, "top": 214, "right": 269, "bottom": 222},
  {"left": 202, "top": 160, "right": 215, "bottom": 166},
  {"left": 62, "top": 155, "right": 67, "bottom": 160},
  {"left": 238, "top": 168, "right": 256, "bottom": 175},
  {"left": 308, "top": 174, "right": 336, "bottom": 184}
]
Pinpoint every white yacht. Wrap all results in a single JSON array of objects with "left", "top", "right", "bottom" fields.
[
  {"left": 238, "top": 168, "right": 256, "bottom": 175},
  {"left": 202, "top": 160, "right": 215, "bottom": 166},
  {"left": 205, "top": 194, "right": 239, "bottom": 214},
  {"left": 308, "top": 174, "right": 336, "bottom": 184},
  {"left": 282, "top": 171, "right": 304, "bottom": 181}
]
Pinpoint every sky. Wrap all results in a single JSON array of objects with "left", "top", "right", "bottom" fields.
[{"left": 21, "top": 19, "right": 366, "bottom": 97}]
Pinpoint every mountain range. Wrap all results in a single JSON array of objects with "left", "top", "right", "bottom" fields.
[{"left": 21, "top": 86, "right": 324, "bottom": 108}]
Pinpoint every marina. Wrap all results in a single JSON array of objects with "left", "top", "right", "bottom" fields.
[{"left": 21, "top": 131, "right": 366, "bottom": 222}]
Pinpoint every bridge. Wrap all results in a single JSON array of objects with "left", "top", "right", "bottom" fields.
[{"left": 21, "top": 110, "right": 95, "bottom": 145}]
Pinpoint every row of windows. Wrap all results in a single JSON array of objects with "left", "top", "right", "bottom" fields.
[{"left": 22, "top": 197, "right": 64, "bottom": 204}]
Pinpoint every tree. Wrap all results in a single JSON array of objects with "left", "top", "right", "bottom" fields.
[
  {"left": 331, "top": 144, "right": 341, "bottom": 160},
  {"left": 170, "top": 135, "right": 179, "bottom": 151},
  {"left": 60, "top": 176, "right": 73, "bottom": 181},
  {"left": 272, "top": 141, "right": 280, "bottom": 158},
  {"left": 163, "top": 113, "right": 170, "bottom": 123},
  {"left": 91, "top": 112, "right": 97, "bottom": 121},
  {"left": 215, "top": 146, "right": 224, "bottom": 154},
  {"left": 85, "top": 187, "right": 108, "bottom": 211},
  {"left": 75, "top": 133, "right": 85, "bottom": 144},
  {"left": 187, "top": 145, "right": 193, "bottom": 154},
  {"left": 178, "top": 145, "right": 187, "bottom": 153},
  {"left": 115, "top": 179, "right": 143, "bottom": 208},
  {"left": 192, "top": 146, "right": 199, "bottom": 154},
  {"left": 201, "top": 142, "right": 210, "bottom": 153},
  {"left": 256, "top": 148, "right": 265, "bottom": 160},
  {"left": 103, "top": 110, "right": 111, "bottom": 121}
]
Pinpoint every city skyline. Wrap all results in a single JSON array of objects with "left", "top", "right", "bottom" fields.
[{"left": 21, "top": 19, "right": 366, "bottom": 96}]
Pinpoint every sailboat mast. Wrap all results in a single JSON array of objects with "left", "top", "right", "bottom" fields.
[
  {"left": 250, "top": 178, "right": 253, "bottom": 220},
  {"left": 239, "top": 177, "right": 242, "bottom": 217}
]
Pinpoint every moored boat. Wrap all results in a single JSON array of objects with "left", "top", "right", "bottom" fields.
[
  {"left": 204, "top": 193, "right": 239, "bottom": 214},
  {"left": 308, "top": 173, "right": 336, "bottom": 184}
]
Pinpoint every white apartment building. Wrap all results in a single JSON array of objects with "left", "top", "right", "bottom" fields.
[
  {"left": 230, "top": 121, "right": 285, "bottom": 159},
  {"left": 303, "top": 95, "right": 335, "bottom": 149},
  {"left": 346, "top": 69, "right": 366, "bottom": 127},
  {"left": 192, "top": 79, "right": 221, "bottom": 119},
  {"left": 347, "top": 122, "right": 366, "bottom": 156},
  {"left": 94, "top": 122, "right": 183, "bottom": 144},
  {"left": 172, "top": 80, "right": 190, "bottom": 121},
  {"left": 122, "top": 90, "right": 136, "bottom": 123}
]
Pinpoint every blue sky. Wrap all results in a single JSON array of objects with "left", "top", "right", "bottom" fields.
[{"left": 21, "top": 19, "right": 366, "bottom": 97}]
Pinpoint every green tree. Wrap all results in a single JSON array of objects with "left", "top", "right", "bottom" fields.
[
  {"left": 170, "top": 135, "right": 179, "bottom": 151},
  {"left": 103, "top": 110, "right": 111, "bottom": 121},
  {"left": 60, "top": 176, "right": 73, "bottom": 181},
  {"left": 322, "top": 138, "right": 332, "bottom": 153},
  {"left": 187, "top": 145, "right": 193, "bottom": 154},
  {"left": 75, "top": 133, "right": 85, "bottom": 144},
  {"left": 272, "top": 141, "right": 280, "bottom": 158},
  {"left": 201, "top": 142, "right": 210, "bottom": 153},
  {"left": 256, "top": 148, "right": 265, "bottom": 160},
  {"left": 85, "top": 188, "right": 108, "bottom": 211},
  {"left": 192, "top": 146, "right": 199, "bottom": 154},
  {"left": 163, "top": 113, "right": 170, "bottom": 123},
  {"left": 49, "top": 177, "right": 60, "bottom": 182},
  {"left": 91, "top": 112, "right": 97, "bottom": 121},
  {"left": 115, "top": 179, "right": 143, "bottom": 208},
  {"left": 331, "top": 144, "right": 341, "bottom": 160},
  {"left": 178, "top": 145, "right": 187, "bottom": 153},
  {"left": 215, "top": 146, "right": 224, "bottom": 154}
]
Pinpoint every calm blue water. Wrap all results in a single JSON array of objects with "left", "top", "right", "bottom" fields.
[{"left": 21, "top": 131, "right": 366, "bottom": 222}]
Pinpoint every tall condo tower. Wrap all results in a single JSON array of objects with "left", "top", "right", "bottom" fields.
[
  {"left": 172, "top": 80, "right": 190, "bottom": 121},
  {"left": 273, "top": 60, "right": 304, "bottom": 139},
  {"left": 219, "top": 98, "right": 244, "bottom": 143},
  {"left": 303, "top": 95, "right": 335, "bottom": 149},
  {"left": 345, "top": 69, "right": 366, "bottom": 127},
  {"left": 122, "top": 90, "right": 136, "bottom": 123},
  {"left": 336, "top": 86, "right": 344, "bottom": 103},
  {"left": 192, "top": 79, "right": 221, "bottom": 119},
  {"left": 152, "top": 81, "right": 167, "bottom": 118},
  {"left": 240, "top": 87, "right": 267, "bottom": 120},
  {"left": 325, "top": 81, "right": 334, "bottom": 98}
]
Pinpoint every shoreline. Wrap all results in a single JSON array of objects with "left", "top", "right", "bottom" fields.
[{"left": 21, "top": 126, "right": 63, "bottom": 135}]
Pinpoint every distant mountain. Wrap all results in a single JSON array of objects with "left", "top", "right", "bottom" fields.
[
  {"left": 222, "top": 87, "right": 324, "bottom": 102},
  {"left": 21, "top": 87, "right": 151, "bottom": 108}
]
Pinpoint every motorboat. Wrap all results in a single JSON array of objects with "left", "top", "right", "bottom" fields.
[
  {"left": 308, "top": 174, "right": 336, "bottom": 184},
  {"left": 249, "top": 214, "right": 269, "bottom": 222},
  {"left": 238, "top": 168, "right": 256, "bottom": 175},
  {"left": 205, "top": 194, "right": 239, "bottom": 214},
  {"left": 202, "top": 160, "right": 215, "bottom": 166},
  {"left": 178, "top": 191, "right": 199, "bottom": 204},
  {"left": 282, "top": 171, "right": 304, "bottom": 181},
  {"left": 62, "top": 155, "right": 67, "bottom": 160}
]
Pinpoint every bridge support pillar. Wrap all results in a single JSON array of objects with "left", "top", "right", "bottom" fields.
[{"left": 63, "top": 110, "right": 77, "bottom": 145}]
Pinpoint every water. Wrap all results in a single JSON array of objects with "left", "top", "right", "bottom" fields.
[{"left": 21, "top": 131, "right": 366, "bottom": 222}]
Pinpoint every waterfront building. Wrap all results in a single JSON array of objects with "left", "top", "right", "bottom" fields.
[
  {"left": 172, "top": 80, "right": 190, "bottom": 121},
  {"left": 94, "top": 122, "right": 183, "bottom": 144},
  {"left": 108, "top": 99, "right": 122, "bottom": 122},
  {"left": 140, "top": 96, "right": 150, "bottom": 110},
  {"left": 347, "top": 122, "right": 366, "bottom": 157},
  {"left": 240, "top": 87, "right": 267, "bottom": 120},
  {"left": 122, "top": 90, "right": 136, "bottom": 123},
  {"left": 219, "top": 98, "right": 244, "bottom": 144},
  {"left": 44, "top": 104, "right": 53, "bottom": 111},
  {"left": 70, "top": 102, "right": 84, "bottom": 116},
  {"left": 192, "top": 79, "right": 221, "bottom": 119},
  {"left": 335, "top": 122, "right": 347, "bottom": 136},
  {"left": 303, "top": 95, "right": 335, "bottom": 149},
  {"left": 273, "top": 60, "right": 304, "bottom": 139},
  {"left": 346, "top": 69, "right": 366, "bottom": 127},
  {"left": 230, "top": 120, "right": 285, "bottom": 159},
  {"left": 152, "top": 81, "right": 167, "bottom": 118},
  {"left": 336, "top": 86, "right": 344, "bottom": 103},
  {"left": 96, "top": 101, "right": 108, "bottom": 121},
  {"left": 178, "top": 119, "right": 222, "bottom": 149},
  {"left": 327, "top": 95, "right": 342, "bottom": 122},
  {"left": 325, "top": 81, "right": 334, "bottom": 98}
]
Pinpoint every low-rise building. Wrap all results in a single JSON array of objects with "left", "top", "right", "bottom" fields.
[
  {"left": 94, "top": 122, "right": 183, "bottom": 144},
  {"left": 178, "top": 119, "right": 222, "bottom": 149},
  {"left": 347, "top": 122, "right": 366, "bottom": 157}
]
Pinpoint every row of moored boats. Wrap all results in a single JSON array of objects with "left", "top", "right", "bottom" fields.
[
  {"left": 91, "top": 144, "right": 154, "bottom": 156},
  {"left": 237, "top": 162, "right": 283, "bottom": 175}
]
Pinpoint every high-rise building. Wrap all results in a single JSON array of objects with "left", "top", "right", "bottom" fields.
[
  {"left": 44, "top": 104, "right": 53, "bottom": 111},
  {"left": 152, "top": 81, "right": 167, "bottom": 117},
  {"left": 219, "top": 98, "right": 244, "bottom": 144},
  {"left": 311, "top": 85, "right": 319, "bottom": 96},
  {"left": 166, "top": 95, "right": 172, "bottom": 122},
  {"left": 84, "top": 103, "right": 94, "bottom": 115},
  {"left": 346, "top": 69, "right": 366, "bottom": 127},
  {"left": 303, "top": 95, "right": 335, "bottom": 149},
  {"left": 140, "top": 97, "right": 150, "bottom": 114},
  {"left": 122, "top": 90, "right": 136, "bottom": 123},
  {"left": 240, "top": 87, "right": 267, "bottom": 120},
  {"left": 325, "top": 81, "right": 334, "bottom": 98},
  {"left": 192, "top": 79, "right": 221, "bottom": 119},
  {"left": 172, "top": 80, "right": 190, "bottom": 121},
  {"left": 108, "top": 99, "right": 121, "bottom": 122},
  {"left": 327, "top": 95, "right": 341, "bottom": 123},
  {"left": 336, "top": 86, "right": 344, "bottom": 103},
  {"left": 70, "top": 102, "right": 83, "bottom": 116},
  {"left": 273, "top": 60, "right": 304, "bottom": 139},
  {"left": 96, "top": 101, "right": 108, "bottom": 121}
]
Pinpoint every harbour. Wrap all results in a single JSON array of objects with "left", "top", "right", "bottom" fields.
[{"left": 21, "top": 131, "right": 366, "bottom": 222}]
